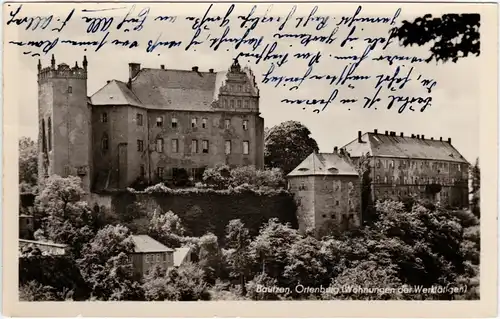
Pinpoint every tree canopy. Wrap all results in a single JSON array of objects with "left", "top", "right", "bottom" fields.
[
  {"left": 19, "top": 137, "right": 38, "bottom": 193},
  {"left": 264, "top": 121, "right": 319, "bottom": 174},
  {"left": 391, "top": 13, "right": 480, "bottom": 63}
]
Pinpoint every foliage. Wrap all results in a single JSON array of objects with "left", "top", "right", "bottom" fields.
[
  {"left": 147, "top": 209, "right": 186, "bottom": 248},
  {"left": 391, "top": 13, "right": 480, "bottom": 63},
  {"left": 470, "top": 158, "right": 480, "bottom": 217},
  {"left": 223, "top": 219, "right": 252, "bottom": 294},
  {"left": 201, "top": 164, "right": 286, "bottom": 190},
  {"left": 19, "top": 137, "right": 38, "bottom": 193},
  {"left": 245, "top": 273, "right": 280, "bottom": 300},
  {"left": 76, "top": 225, "right": 143, "bottom": 301},
  {"left": 264, "top": 121, "right": 319, "bottom": 174},
  {"left": 248, "top": 218, "right": 300, "bottom": 284},
  {"left": 33, "top": 175, "right": 100, "bottom": 258},
  {"left": 19, "top": 281, "right": 72, "bottom": 301},
  {"left": 19, "top": 253, "right": 90, "bottom": 300},
  {"left": 143, "top": 263, "right": 210, "bottom": 301},
  {"left": 198, "top": 233, "right": 223, "bottom": 284}
]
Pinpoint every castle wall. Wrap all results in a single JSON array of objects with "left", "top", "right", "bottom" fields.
[
  {"left": 288, "top": 176, "right": 315, "bottom": 233},
  {"left": 103, "top": 191, "right": 297, "bottom": 241}
]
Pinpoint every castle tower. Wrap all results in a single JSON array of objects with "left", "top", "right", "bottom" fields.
[{"left": 37, "top": 55, "right": 92, "bottom": 193}]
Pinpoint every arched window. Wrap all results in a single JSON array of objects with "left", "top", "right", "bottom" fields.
[
  {"left": 101, "top": 134, "right": 109, "bottom": 152},
  {"left": 47, "top": 117, "right": 52, "bottom": 151}
]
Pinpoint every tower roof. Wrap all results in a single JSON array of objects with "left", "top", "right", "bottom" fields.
[
  {"left": 342, "top": 132, "right": 468, "bottom": 164},
  {"left": 287, "top": 152, "right": 358, "bottom": 177},
  {"left": 89, "top": 80, "right": 142, "bottom": 107}
]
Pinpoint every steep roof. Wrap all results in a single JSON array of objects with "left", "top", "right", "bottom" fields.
[
  {"left": 130, "top": 235, "right": 174, "bottom": 253},
  {"left": 129, "top": 68, "right": 227, "bottom": 111},
  {"left": 173, "top": 247, "right": 192, "bottom": 267},
  {"left": 342, "top": 133, "right": 468, "bottom": 163},
  {"left": 90, "top": 80, "right": 142, "bottom": 107},
  {"left": 288, "top": 152, "right": 359, "bottom": 177}
]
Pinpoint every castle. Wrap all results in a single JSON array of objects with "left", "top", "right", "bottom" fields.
[
  {"left": 37, "top": 55, "right": 264, "bottom": 193},
  {"left": 287, "top": 130, "right": 470, "bottom": 235}
]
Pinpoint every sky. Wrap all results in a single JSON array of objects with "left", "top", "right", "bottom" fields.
[{"left": 6, "top": 2, "right": 483, "bottom": 163}]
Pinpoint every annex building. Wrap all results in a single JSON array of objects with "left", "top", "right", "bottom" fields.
[
  {"left": 288, "top": 129, "right": 470, "bottom": 235},
  {"left": 37, "top": 56, "right": 264, "bottom": 193}
]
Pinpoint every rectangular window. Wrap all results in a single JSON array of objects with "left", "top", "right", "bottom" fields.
[
  {"left": 157, "top": 167, "right": 164, "bottom": 178},
  {"left": 243, "top": 141, "right": 249, "bottom": 155},
  {"left": 136, "top": 113, "right": 143, "bottom": 126},
  {"left": 101, "top": 112, "right": 108, "bottom": 123},
  {"left": 156, "top": 254, "right": 161, "bottom": 262},
  {"left": 376, "top": 175, "right": 380, "bottom": 182},
  {"left": 172, "top": 139, "right": 179, "bottom": 153},
  {"left": 156, "top": 116, "right": 163, "bottom": 127},
  {"left": 225, "top": 140, "right": 231, "bottom": 155},
  {"left": 244, "top": 100, "right": 249, "bottom": 108},
  {"left": 156, "top": 138, "right": 164, "bottom": 153},
  {"left": 237, "top": 100, "right": 242, "bottom": 107},
  {"left": 145, "top": 254, "right": 151, "bottom": 263},
  {"left": 225, "top": 119, "right": 230, "bottom": 129},
  {"left": 202, "top": 140, "right": 209, "bottom": 153},
  {"left": 243, "top": 120, "right": 248, "bottom": 130},
  {"left": 191, "top": 118, "right": 197, "bottom": 128},
  {"left": 202, "top": 118, "right": 207, "bottom": 128},
  {"left": 101, "top": 135, "right": 109, "bottom": 151},
  {"left": 171, "top": 117, "right": 178, "bottom": 128},
  {"left": 140, "top": 165, "right": 145, "bottom": 177},
  {"left": 137, "top": 140, "right": 144, "bottom": 152},
  {"left": 163, "top": 254, "right": 167, "bottom": 261},
  {"left": 191, "top": 140, "right": 198, "bottom": 153},
  {"left": 68, "top": 86, "right": 72, "bottom": 93},
  {"left": 230, "top": 100, "right": 235, "bottom": 108}
]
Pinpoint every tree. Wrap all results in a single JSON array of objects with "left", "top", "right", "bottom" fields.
[
  {"left": 248, "top": 218, "right": 300, "bottom": 284},
  {"left": 470, "top": 158, "right": 480, "bottom": 217},
  {"left": 264, "top": 121, "right": 319, "bottom": 174},
  {"left": 223, "top": 219, "right": 252, "bottom": 295},
  {"left": 33, "top": 175, "right": 98, "bottom": 258},
  {"left": 391, "top": 13, "right": 480, "bottom": 63},
  {"left": 76, "top": 225, "right": 143, "bottom": 301},
  {"left": 198, "top": 233, "right": 223, "bottom": 284},
  {"left": 19, "top": 137, "right": 38, "bottom": 193},
  {"left": 148, "top": 209, "right": 186, "bottom": 248}
]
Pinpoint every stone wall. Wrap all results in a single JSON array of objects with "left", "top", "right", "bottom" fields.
[{"left": 100, "top": 190, "right": 297, "bottom": 240}]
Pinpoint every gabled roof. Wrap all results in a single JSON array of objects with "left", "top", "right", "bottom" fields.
[
  {"left": 288, "top": 152, "right": 358, "bottom": 177},
  {"left": 343, "top": 133, "right": 468, "bottom": 164},
  {"left": 89, "top": 80, "right": 142, "bottom": 107},
  {"left": 130, "top": 235, "right": 174, "bottom": 253},
  {"left": 173, "top": 247, "right": 192, "bottom": 267}
]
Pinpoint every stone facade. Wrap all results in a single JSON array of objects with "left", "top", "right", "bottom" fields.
[
  {"left": 37, "top": 56, "right": 92, "bottom": 192},
  {"left": 37, "top": 56, "right": 264, "bottom": 193},
  {"left": 287, "top": 152, "right": 361, "bottom": 236},
  {"left": 343, "top": 130, "right": 470, "bottom": 208}
]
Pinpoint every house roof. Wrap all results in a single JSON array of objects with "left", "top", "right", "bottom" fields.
[
  {"left": 89, "top": 80, "right": 142, "bottom": 107},
  {"left": 173, "top": 247, "right": 192, "bottom": 267},
  {"left": 342, "top": 133, "right": 468, "bottom": 164},
  {"left": 130, "top": 235, "right": 174, "bottom": 253},
  {"left": 287, "top": 152, "right": 359, "bottom": 177}
]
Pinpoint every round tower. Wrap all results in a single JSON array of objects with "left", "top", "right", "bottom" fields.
[{"left": 37, "top": 55, "right": 92, "bottom": 193}]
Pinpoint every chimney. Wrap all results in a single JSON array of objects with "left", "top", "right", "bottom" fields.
[
  {"left": 417, "top": 134, "right": 420, "bottom": 139},
  {"left": 431, "top": 137, "right": 434, "bottom": 140},
  {"left": 374, "top": 129, "right": 378, "bottom": 134},
  {"left": 421, "top": 135, "right": 425, "bottom": 139},
  {"left": 160, "top": 65, "right": 165, "bottom": 69},
  {"left": 385, "top": 131, "right": 388, "bottom": 136},
  {"left": 400, "top": 132, "right": 404, "bottom": 137},
  {"left": 106, "top": 80, "right": 110, "bottom": 84},
  {"left": 334, "top": 146, "right": 338, "bottom": 154},
  {"left": 358, "top": 130, "right": 362, "bottom": 142},
  {"left": 448, "top": 138, "right": 451, "bottom": 144},
  {"left": 411, "top": 134, "right": 415, "bottom": 138},
  {"left": 129, "top": 63, "right": 141, "bottom": 81},
  {"left": 192, "top": 66, "right": 199, "bottom": 72},
  {"left": 209, "top": 68, "right": 214, "bottom": 73},
  {"left": 391, "top": 131, "right": 396, "bottom": 136}
]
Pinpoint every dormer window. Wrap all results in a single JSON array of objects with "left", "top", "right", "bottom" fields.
[
  {"left": 191, "top": 118, "right": 197, "bottom": 128},
  {"left": 202, "top": 118, "right": 207, "bottom": 128},
  {"left": 156, "top": 117, "right": 163, "bottom": 127},
  {"left": 171, "top": 117, "right": 178, "bottom": 128},
  {"left": 298, "top": 168, "right": 308, "bottom": 171}
]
